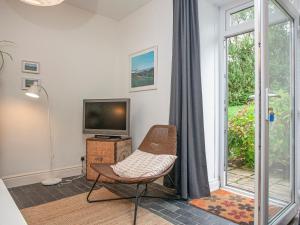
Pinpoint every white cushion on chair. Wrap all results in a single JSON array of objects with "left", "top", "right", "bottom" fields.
[{"left": 111, "top": 150, "right": 177, "bottom": 178}]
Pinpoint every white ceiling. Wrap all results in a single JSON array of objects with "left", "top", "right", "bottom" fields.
[
  {"left": 210, "top": 0, "right": 236, "bottom": 6},
  {"left": 65, "top": 0, "right": 153, "bottom": 20}
]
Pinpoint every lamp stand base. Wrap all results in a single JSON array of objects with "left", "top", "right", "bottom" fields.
[{"left": 41, "top": 178, "right": 62, "bottom": 186}]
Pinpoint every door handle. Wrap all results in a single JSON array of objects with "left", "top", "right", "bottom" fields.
[
  {"left": 265, "top": 88, "right": 269, "bottom": 121},
  {"left": 265, "top": 89, "right": 278, "bottom": 122},
  {"left": 268, "top": 93, "right": 281, "bottom": 98},
  {"left": 249, "top": 90, "right": 279, "bottom": 121},
  {"left": 248, "top": 93, "right": 281, "bottom": 100}
]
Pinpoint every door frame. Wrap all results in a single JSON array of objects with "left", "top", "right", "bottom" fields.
[
  {"left": 254, "top": 0, "right": 299, "bottom": 224},
  {"left": 219, "top": 0, "right": 300, "bottom": 224},
  {"left": 219, "top": 0, "right": 256, "bottom": 196}
]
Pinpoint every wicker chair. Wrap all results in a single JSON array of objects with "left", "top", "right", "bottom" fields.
[{"left": 87, "top": 125, "right": 178, "bottom": 225}]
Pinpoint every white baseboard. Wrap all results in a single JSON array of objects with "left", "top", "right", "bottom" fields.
[
  {"left": 2, "top": 165, "right": 82, "bottom": 188},
  {"left": 209, "top": 178, "right": 220, "bottom": 192},
  {"left": 2, "top": 167, "right": 220, "bottom": 192}
]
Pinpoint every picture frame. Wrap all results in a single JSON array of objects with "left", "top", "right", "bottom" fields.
[
  {"left": 22, "top": 60, "right": 40, "bottom": 74},
  {"left": 21, "top": 77, "right": 41, "bottom": 90},
  {"left": 129, "top": 46, "right": 158, "bottom": 92}
]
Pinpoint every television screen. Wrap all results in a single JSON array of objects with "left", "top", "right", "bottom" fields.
[{"left": 83, "top": 99, "right": 130, "bottom": 136}]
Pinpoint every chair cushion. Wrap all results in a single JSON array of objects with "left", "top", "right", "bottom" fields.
[{"left": 111, "top": 150, "right": 177, "bottom": 178}]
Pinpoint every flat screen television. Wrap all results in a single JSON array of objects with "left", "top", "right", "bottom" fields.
[{"left": 83, "top": 98, "right": 130, "bottom": 137}]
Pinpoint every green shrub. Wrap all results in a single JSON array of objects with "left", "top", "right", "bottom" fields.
[
  {"left": 228, "top": 90, "right": 291, "bottom": 170},
  {"left": 228, "top": 103, "right": 255, "bottom": 169}
]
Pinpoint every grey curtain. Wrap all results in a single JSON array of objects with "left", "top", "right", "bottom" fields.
[{"left": 167, "top": 0, "right": 210, "bottom": 199}]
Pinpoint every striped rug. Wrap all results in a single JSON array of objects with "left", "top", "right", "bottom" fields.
[{"left": 21, "top": 188, "right": 171, "bottom": 225}]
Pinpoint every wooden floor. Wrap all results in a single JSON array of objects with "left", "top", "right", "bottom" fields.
[
  {"left": 227, "top": 167, "right": 291, "bottom": 202},
  {"left": 226, "top": 167, "right": 299, "bottom": 225}
]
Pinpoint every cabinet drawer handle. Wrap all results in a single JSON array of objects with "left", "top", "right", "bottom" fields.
[{"left": 94, "top": 157, "right": 103, "bottom": 161}]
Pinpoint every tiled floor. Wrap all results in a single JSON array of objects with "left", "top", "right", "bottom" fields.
[
  {"left": 9, "top": 176, "right": 236, "bottom": 225},
  {"left": 8, "top": 176, "right": 299, "bottom": 225}
]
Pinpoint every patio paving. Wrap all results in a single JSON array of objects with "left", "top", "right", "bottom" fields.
[{"left": 227, "top": 167, "right": 291, "bottom": 203}]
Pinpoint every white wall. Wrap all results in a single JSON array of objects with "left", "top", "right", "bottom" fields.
[
  {"left": 0, "top": 0, "right": 220, "bottom": 190},
  {"left": 116, "top": 0, "right": 173, "bottom": 150},
  {"left": 198, "top": 0, "right": 220, "bottom": 189},
  {"left": 0, "top": 0, "right": 119, "bottom": 183},
  {"left": 116, "top": 0, "right": 220, "bottom": 190}
]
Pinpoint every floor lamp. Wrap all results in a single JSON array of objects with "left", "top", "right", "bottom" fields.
[{"left": 25, "top": 82, "right": 62, "bottom": 186}]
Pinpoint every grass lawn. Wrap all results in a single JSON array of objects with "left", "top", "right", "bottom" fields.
[{"left": 228, "top": 105, "right": 244, "bottom": 120}]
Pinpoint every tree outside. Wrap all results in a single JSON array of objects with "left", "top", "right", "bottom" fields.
[{"left": 227, "top": 32, "right": 255, "bottom": 170}]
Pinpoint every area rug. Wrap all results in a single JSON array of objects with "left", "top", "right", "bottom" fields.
[
  {"left": 21, "top": 188, "right": 171, "bottom": 225},
  {"left": 189, "top": 189, "right": 282, "bottom": 225}
]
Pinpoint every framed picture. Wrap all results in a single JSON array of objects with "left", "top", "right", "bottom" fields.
[
  {"left": 22, "top": 60, "right": 40, "bottom": 74},
  {"left": 129, "top": 46, "right": 157, "bottom": 92},
  {"left": 21, "top": 77, "right": 41, "bottom": 90}
]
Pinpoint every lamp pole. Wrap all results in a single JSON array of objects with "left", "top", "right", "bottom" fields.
[
  {"left": 26, "top": 82, "right": 62, "bottom": 185},
  {"left": 40, "top": 86, "right": 54, "bottom": 173}
]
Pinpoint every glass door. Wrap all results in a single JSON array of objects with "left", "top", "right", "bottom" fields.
[
  {"left": 255, "top": 0, "right": 297, "bottom": 224},
  {"left": 267, "top": 2, "right": 295, "bottom": 223}
]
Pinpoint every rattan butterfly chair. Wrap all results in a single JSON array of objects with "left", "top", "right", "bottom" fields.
[{"left": 87, "top": 125, "right": 178, "bottom": 225}]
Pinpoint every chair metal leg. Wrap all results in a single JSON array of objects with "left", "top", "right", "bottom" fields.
[
  {"left": 131, "top": 184, "right": 180, "bottom": 225},
  {"left": 137, "top": 184, "right": 180, "bottom": 200},
  {"left": 86, "top": 176, "right": 180, "bottom": 225},
  {"left": 167, "top": 174, "right": 175, "bottom": 187},
  {"left": 87, "top": 173, "right": 101, "bottom": 203},
  {"left": 133, "top": 184, "right": 141, "bottom": 225},
  {"left": 87, "top": 174, "right": 136, "bottom": 203}
]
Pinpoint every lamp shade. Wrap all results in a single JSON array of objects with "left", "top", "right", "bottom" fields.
[
  {"left": 26, "top": 82, "right": 40, "bottom": 98},
  {"left": 20, "top": 0, "right": 65, "bottom": 6}
]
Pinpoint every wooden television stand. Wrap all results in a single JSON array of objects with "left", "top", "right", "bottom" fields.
[{"left": 86, "top": 137, "right": 132, "bottom": 182}]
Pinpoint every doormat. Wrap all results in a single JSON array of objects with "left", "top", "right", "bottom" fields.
[{"left": 189, "top": 189, "right": 282, "bottom": 225}]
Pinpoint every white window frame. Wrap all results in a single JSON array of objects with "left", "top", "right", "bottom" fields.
[
  {"left": 219, "top": 0, "right": 255, "bottom": 197},
  {"left": 225, "top": 1, "right": 254, "bottom": 36}
]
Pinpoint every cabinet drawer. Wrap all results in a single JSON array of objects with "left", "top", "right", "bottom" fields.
[
  {"left": 86, "top": 138, "right": 132, "bottom": 183},
  {"left": 87, "top": 154, "right": 114, "bottom": 164},
  {"left": 87, "top": 141, "right": 115, "bottom": 156}
]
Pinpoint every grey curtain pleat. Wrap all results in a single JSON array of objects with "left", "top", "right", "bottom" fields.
[{"left": 167, "top": 0, "right": 210, "bottom": 199}]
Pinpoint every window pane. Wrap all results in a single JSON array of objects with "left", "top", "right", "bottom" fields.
[
  {"left": 230, "top": 6, "right": 254, "bottom": 26},
  {"left": 267, "top": 0, "right": 294, "bottom": 221}
]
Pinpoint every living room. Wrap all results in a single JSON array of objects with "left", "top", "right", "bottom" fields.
[{"left": 0, "top": 0, "right": 299, "bottom": 225}]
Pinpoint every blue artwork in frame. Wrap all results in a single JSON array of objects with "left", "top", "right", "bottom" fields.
[{"left": 130, "top": 46, "right": 157, "bottom": 92}]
